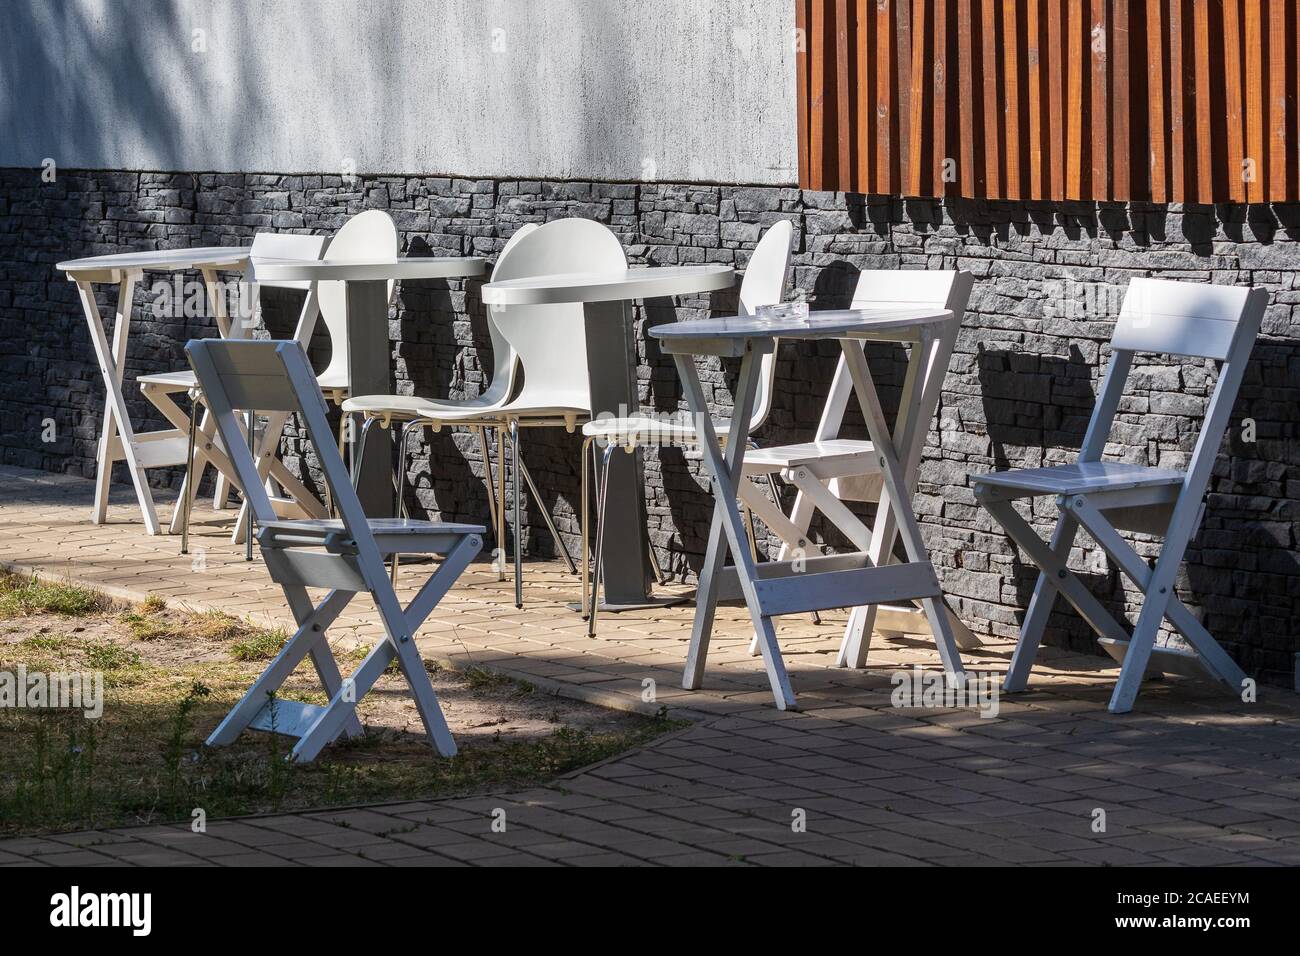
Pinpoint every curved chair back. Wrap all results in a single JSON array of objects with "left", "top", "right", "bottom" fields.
[
  {"left": 474, "top": 223, "right": 539, "bottom": 407},
  {"left": 491, "top": 218, "right": 627, "bottom": 414},
  {"left": 738, "top": 219, "right": 794, "bottom": 432},
  {"left": 316, "top": 210, "right": 399, "bottom": 391}
]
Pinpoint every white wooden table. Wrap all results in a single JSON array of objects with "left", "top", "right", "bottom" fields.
[
  {"left": 649, "top": 308, "right": 969, "bottom": 710},
  {"left": 58, "top": 247, "right": 252, "bottom": 534},
  {"left": 251, "top": 256, "right": 486, "bottom": 516},
  {"left": 481, "top": 264, "right": 735, "bottom": 610}
]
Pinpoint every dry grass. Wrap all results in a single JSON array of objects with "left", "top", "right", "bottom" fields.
[{"left": 0, "top": 573, "right": 677, "bottom": 837}]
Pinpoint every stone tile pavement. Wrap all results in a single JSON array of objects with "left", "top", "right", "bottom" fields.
[{"left": 2, "top": 464, "right": 1300, "bottom": 866}]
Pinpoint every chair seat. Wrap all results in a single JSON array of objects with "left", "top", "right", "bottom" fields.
[
  {"left": 258, "top": 517, "right": 485, "bottom": 555},
  {"left": 973, "top": 462, "right": 1186, "bottom": 498},
  {"left": 582, "top": 415, "right": 705, "bottom": 444},
  {"left": 343, "top": 393, "right": 505, "bottom": 419},
  {"left": 742, "top": 439, "right": 878, "bottom": 477},
  {"left": 137, "top": 369, "right": 197, "bottom": 390}
]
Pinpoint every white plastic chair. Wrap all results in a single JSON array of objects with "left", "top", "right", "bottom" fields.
[
  {"left": 973, "top": 278, "right": 1264, "bottom": 713},
  {"left": 581, "top": 219, "right": 794, "bottom": 633},
  {"left": 188, "top": 337, "right": 483, "bottom": 761},
  {"left": 739, "top": 269, "right": 977, "bottom": 667}
]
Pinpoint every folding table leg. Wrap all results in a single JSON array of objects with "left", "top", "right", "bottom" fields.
[{"left": 675, "top": 349, "right": 798, "bottom": 710}]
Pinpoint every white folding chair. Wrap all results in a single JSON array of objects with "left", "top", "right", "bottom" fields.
[
  {"left": 188, "top": 338, "right": 484, "bottom": 761},
  {"left": 740, "top": 269, "right": 978, "bottom": 667},
  {"left": 579, "top": 219, "right": 794, "bottom": 633},
  {"left": 973, "top": 278, "right": 1265, "bottom": 713}
]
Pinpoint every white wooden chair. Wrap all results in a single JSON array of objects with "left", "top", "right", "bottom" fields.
[
  {"left": 138, "top": 232, "right": 330, "bottom": 539},
  {"left": 187, "top": 338, "right": 484, "bottom": 761},
  {"left": 579, "top": 219, "right": 794, "bottom": 633},
  {"left": 740, "top": 269, "right": 978, "bottom": 667},
  {"left": 973, "top": 278, "right": 1265, "bottom": 713}
]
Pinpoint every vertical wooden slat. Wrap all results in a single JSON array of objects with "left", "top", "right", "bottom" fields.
[
  {"left": 1112, "top": 0, "right": 1130, "bottom": 199},
  {"left": 1047, "top": 1, "right": 1067, "bottom": 199},
  {"left": 1244, "top": 0, "right": 1265, "bottom": 203},
  {"left": 933, "top": 0, "right": 949, "bottom": 194},
  {"left": 907, "top": 0, "right": 928, "bottom": 195},
  {"left": 1027, "top": 1, "right": 1045, "bottom": 198},
  {"left": 1090, "top": 0, "right": 1109, "bottom": 198},
  {"left": 808, "top": 0, "right": 827, "bottom": 190},
  {"left": 1003, "top": 0, "right": 1022, "bottom": 199},
  {"left": 1169, "top": 0, "right": 1186, "bottom": 201},
  {"left": 1221, "top": 0, "right": 1246, "bottom": 203},
  {"left": 981, "top": 0, "right": 1002, "bottom": 196},
  {"left": 856, "top": 0, "right": 872, "bottom": 194},
  {"left": 1066, "top": 0, "right": 1085, "bottom": 198},
  {"left": 958, "top": 0, "right": 977, "bottom": 194},
  {"left": 1267, "top": 0, "right": 1288, "bottom": 200},
  {"left": 876, "top": 0, "right": 894, "bottom": 194},
  {"left": 1190, "top": 0, "right": 1211, "bottom": 201},
  {"left": 1147, "top": 0, "right": 1167, "bottom": 202},
  {"left": 897, "top": 0, "right": 912, "bottom": 194},
  {"left": 835, "top": 0, "right": 854, "bottom": 190}
]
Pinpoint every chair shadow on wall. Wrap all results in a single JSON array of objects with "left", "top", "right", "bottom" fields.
[{"left": 975, "top": 340, "right": 1300, "bottom": 685}]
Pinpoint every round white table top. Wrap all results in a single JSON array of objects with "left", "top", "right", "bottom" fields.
[
  {"left": 249, "top": 257, "right": 486, "bottom": 283},
  {"left": 480, "top": 264, "right": 735, "bottom": 306},
  {"left": 56, "top": 246, "right": 253, "bottom": 275},
  {"left": 648, "top": 307, "right": 954, "bottom": 343}
]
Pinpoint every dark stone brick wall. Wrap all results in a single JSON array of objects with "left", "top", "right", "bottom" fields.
[{"left": 2, "top": 168, "right": 1297, "bottom": 685}]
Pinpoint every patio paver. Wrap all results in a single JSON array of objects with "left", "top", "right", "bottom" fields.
[{"left": 2, "top": 464, "right": 1299, "bottom": 865}]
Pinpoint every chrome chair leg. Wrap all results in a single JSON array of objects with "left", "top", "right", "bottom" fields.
[
  {"left": 351, "top": 415, "right": 378, "bottom": 490},
  {"left": 508, "top": 420, "right": 523, "bottom": 608},
  {"left": 580, "top": 434, "right": 595, "bottom": 619},
  {"left": 495, "top": 425, "right": 507, "bottom": 582},
  {"left": 588, "top": 442, "right": 616, "bottom": 636},
  {"left": 181, "top": 393, "right": 198, "bottom": 556},
  {"left": 390, "top": 418, "right": 422, "bottom": 586},
  {"left": 518, "top": 457, "right": 576, "bottom": 574}
]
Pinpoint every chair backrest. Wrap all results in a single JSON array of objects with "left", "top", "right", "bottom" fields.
[
  {"left": 473, "top": 222, "right": 539, "bottom": 407},
  {"left": 186, "top": 338, "right": 377, "bottom": 551},
  {"left": 738, "top": 219, "right": 794, "bottom": 432},
  {"left": 490, "top": 218, "right": 627, "bottom": 413},
  {"left": 316, "top": 210, "right": 400, "bottom": 388},
  {"left": 1079, "top": 279, "right": 1265, "bottom": 536},
  {"left": 235, "top": 232, "right": 328, "bottom": 339}
]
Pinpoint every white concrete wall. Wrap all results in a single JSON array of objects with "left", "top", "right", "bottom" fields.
[{"left": 0, "top": 0, "right": 798, "bottom": 184}]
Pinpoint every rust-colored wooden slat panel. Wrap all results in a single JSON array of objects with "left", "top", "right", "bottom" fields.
[
  {"left": 856, "top": 0, "right": 871, "bottom": 194},
  {"left": 907, "top": 0, "right": 928, "bottom": 196},
  {"left": 981, "top": 0, "right": 1001, "bottom": 196},
  {"left": 1267, "top": 0, "right": 1288, "bottom": 199},
  {"left": 1190, "top": 0, "right": 1211, "bottom": 201},
  {"left": 1090, "top": 0, "right": 1109, "bottom": 198},
  {"left": 1169, "top": 0, "right": 1186, "bottom": 201},
  {"left": 958, "top": 0, "right": 977, "bottom": 195},
  {"left": 1112, "top": 0, "right": 1131, "bottom": 199},
  {"left": 1027, "top": 1, "right": 1045, "bottom": 198},
  {"left": 1047, "top": 1, "right": 1067, "bottom": 199},
  {"left": 1147, "top": 0, "right": 1167, "bottom": 202},
  {"left": 1066, "top": 0, "right": 1085, "bottom": 198},
  {"left": 795, "top": 0, "right": 811, "bottom": 189},
  {"left": 1003, "top": 0, "right": 1022, "bottom": 199},
  {"left": 1244, "top": 0, "right": 1265, "bottom": 203},
  {"left": 876, "top": 0, "right": 894, "bottom": 194},
  {"left": 933, "top": 0, "right": 949, "bottom": 195},
  {"left": 1220, "top": 0, "right": 1246, "bottom": 202}
]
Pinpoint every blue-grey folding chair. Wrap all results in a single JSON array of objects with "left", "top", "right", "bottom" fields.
[
  {"left": 973, "top": 278, "right": 1265, "bottom": 713},
  {"left": 187, "top": 338, "right": 484, "bottom": 760}
]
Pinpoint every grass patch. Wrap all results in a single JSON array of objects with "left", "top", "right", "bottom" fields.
[
  {"left": 0, "top": 582, "right": 680, "bottom": 837},
  {"left": 0, "top": 573, "right": 107, "bottom": 618}
]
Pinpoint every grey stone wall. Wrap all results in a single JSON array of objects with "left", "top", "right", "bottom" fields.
[{"left": 2, "top": 168, "right": 1297, "bottom": 686}]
